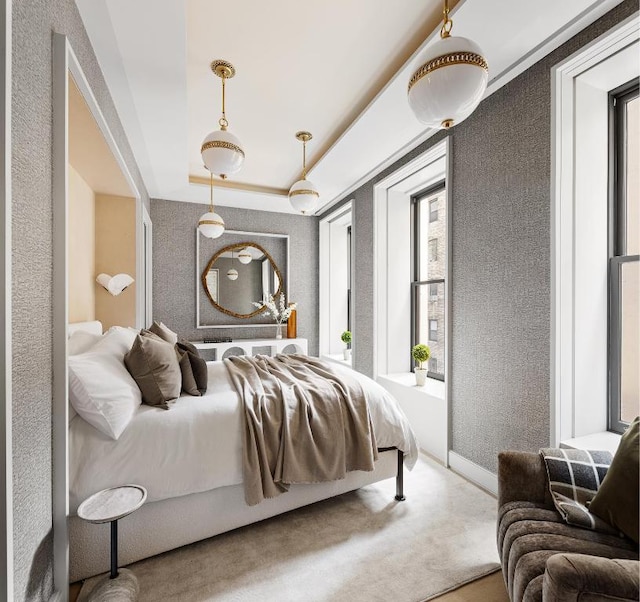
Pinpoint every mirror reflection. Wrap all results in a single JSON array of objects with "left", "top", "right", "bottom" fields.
[{"left": 202, "top": 242, "right": 282, "bottom": 318}]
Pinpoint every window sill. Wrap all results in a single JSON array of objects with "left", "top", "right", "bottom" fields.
[
  {"left": 377, "top": 372, "right": 445, "bottom": 401},
  {"left": 321, "top": 354, "right": 353, "bottom": 368},
  {"left": 561, "top": 431, "right": 621, "bottom": 455}
]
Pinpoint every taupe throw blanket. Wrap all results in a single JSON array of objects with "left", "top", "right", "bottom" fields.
[{"left": 224, "top": 354, "right": 378, "bottom": 506}]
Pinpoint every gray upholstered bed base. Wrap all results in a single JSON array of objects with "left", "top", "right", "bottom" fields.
[{"left": 69, "top": 449, "right": 398, "bottom": 582}]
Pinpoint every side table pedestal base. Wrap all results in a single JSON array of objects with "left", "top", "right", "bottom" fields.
[{"left": 78, "top": 568, "right": 139, "bottom": 602}]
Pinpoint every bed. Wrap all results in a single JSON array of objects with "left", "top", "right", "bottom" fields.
[{"left": 67, "top": 322, "right": 418, "bottom": 582}]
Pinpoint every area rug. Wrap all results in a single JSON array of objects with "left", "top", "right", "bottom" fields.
[{"left": 78, "top": 454, "right": 500, "bottom": 602}]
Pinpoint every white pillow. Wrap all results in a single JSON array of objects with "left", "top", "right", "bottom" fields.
[
  {"left": 96, "top": 326, "right": 139, "bottom": 358},
  {"left": 68, "top": 330, "right": 102, "bottom": 356},
  {"left": 68, "top": 331, "right": 102, "bottom": 424},
  {"left": 68, "top": 328, "right": 142, "bottom": 439}
]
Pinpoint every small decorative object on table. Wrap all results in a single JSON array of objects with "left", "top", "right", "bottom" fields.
[
  {"left": 77, "top": 485, "right": 147, "bottom": 601},
  {"left": 287, "top": 303, "right": 297, "bottom": 339},
  {"left": 411, "top": 344, "right": 431, "bottom": 386},
  {"left": 341, "top": 330, "right": 352, "bottom": 361},
  {"left": 252, "top": 293, "right": 296, "bottom": 340}
]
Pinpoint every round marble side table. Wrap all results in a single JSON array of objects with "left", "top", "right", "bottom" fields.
[{"left": 77, "top": 485, "right": 147, "bottom": 601}]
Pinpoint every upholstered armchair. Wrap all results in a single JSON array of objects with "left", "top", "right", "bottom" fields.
[{"left": 497, "top": 451, "right": 639, "bottom": 602}]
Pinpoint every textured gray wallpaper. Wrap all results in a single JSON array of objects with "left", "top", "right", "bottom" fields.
[
  {"left": 320, "top": 0, "right": 638, "bottom": 474},
  {"left": 150, "top": 199, "right": 319, "bottom": 355},
  {"left": 12, "top": 1, "right": 149, "bottom": 599},
  {"left": 448, "top": 60, "right": 552, "bottom": 471}
]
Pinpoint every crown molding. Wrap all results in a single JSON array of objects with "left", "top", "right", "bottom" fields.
[{"left": 188, "top": 175, "right": 288, "bottom": 197}]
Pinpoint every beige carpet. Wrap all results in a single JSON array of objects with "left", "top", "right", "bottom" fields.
[{"left": 78, "top": 454, "right": 500, "bottom": 602}]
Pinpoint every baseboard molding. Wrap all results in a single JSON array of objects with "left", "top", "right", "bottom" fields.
[{"left": 448, "top": 451, "right": 498, "bottom": 497}]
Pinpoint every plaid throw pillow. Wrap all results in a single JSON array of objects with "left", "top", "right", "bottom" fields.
[{"left": 540, "top": 448, "right": 619, "bottom": 534}]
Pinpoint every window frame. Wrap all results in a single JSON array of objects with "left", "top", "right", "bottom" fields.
[
  {"left": 347, "top": 224, "right": 352, "bottom": 334},
  {"left": 608, "top": 78, "right": 639, "bottom": 434},
  {"left": 428, "top": 319, "right": 438, "bottom": 342},
  {"left": 429, "top": 198, "right": 438, "bottom": 223},
  {"left": 428, "top": 238, "right": 438, "bottom": 262},
  {"left": 411, "top": 180, "right": 446, "bottom": 382}
]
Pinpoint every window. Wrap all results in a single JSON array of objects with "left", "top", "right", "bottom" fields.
[
  {"left": 347, "top": 225, "right": 352, "bottom": 333},
  {"left": 609, "top": 80, "right": 639, "bottom": 434},
  {"left": 429, "top": 198, "right": 438, "bottom": 222},
  {"left": 428, "top": 238, "right": 438, "bottom": 262},
  {"left": 412, "top": 182, "right": 446, "bottom": 381},
  {"left": 428, "top": 320, "right": 438, "bottom": 342}
]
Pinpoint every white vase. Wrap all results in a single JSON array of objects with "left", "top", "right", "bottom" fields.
[
  {"left": 275, "top": 324, "right": 283, "bottom": 339},
  {"left": 415, "top": 368, "right": 427, "bottom": 386},
  {"left": 343, "top": 348, "right": 351, "bottom": 361}
]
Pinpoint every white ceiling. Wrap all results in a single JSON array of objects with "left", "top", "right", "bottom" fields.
[
  {"left": 77, "top": 0, "right": 626, "bottom": 215},
  {"left": 186, "top": 0, "right": 451, "bottom": 188}
]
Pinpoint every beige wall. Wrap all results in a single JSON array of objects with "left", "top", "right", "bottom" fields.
[
  {"left": 68, "top": 165, "right": 96, "bottom": 323},
  {"left": 95, "top": 194, "right": 137, "bottom": 329}
]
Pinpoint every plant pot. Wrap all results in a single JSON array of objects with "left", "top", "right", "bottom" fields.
[
  {"left": 415, "top": 368, "right": 427, "bottom": 386},
  {"left": 343, "top": 348, "right": 351, "bottom": 361}
]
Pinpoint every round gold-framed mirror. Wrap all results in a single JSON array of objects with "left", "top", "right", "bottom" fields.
[{"left": 201, "top": 241, "right": 283, "bottom": 319}]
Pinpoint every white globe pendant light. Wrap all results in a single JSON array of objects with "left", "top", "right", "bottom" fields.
[
  {"left": 288, "top": 131, "right": 319, "bottom": 214},
  {"left": 238, "top": 248, "right": 253, "bottom": 264},
  {"left": 201, "top": 60, "right": 245, "bottom": 179},
  {"left": 227, "top": 250, "right": 239, "bottom": 280},
  {"left": 198, "top": 172, "right": 225, "bottom": 239},
  {"left": 408, "top": 0, "right": 488, "bottom": 130}
]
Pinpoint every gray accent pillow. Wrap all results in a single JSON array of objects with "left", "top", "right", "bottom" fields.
[
  {"left": 124, "top": 332, "right": 181, "bottom": 409},
  {"left": 148, "top": 321, "right": 178, "bottom": 345},
  {"left": 540, "top": 448, "right": 618, "bottom": 535},
  {"left": 177, "top": 339, "right": 207, "bottom": 395},
  {"left": 177, "top": 349, "right": 201, "bottom": 396}
]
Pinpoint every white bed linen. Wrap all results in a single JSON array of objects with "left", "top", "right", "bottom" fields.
[{"left": 69, "top": 359, "right": 418, "bottom": 513}]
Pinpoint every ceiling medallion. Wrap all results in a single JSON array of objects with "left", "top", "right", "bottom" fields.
[
  {"left": 198, "top": 171, "right": 225, "bottom": 239},
  {"left": 407, "top": 0, "right": 488, "bottom": 129},
  {"left": 288, "top": 131, "right": 320, "bottom": 215},
  {"left": 201, "top": 59, "right": 245, "bottom": 179}
]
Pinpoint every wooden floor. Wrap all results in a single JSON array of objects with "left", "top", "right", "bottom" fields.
[{"left": 70, "top": 571, "right": 509, "bottom": 602}]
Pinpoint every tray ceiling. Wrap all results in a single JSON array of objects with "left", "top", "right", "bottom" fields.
[{"left": 77, "top": 0, "right": 626, "bottom": 214}]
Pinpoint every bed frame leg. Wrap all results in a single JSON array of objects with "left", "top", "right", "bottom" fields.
[{"left": 395, "top": 448, "right": 405, "bottom": 501}]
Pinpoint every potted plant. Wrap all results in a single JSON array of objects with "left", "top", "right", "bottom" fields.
[
  {"left": 341, "top": 330, "right": 352, "bottom": 361},
  {"left": 411, "top": 344, "right": 431, "bottom": 386}
]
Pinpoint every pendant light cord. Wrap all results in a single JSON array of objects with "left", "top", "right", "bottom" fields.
[
  {"left": 302, "top": 139, "right": 307, "bottom": 179},
  {"left": 209, "top": 172, "right": 215, "bottom": 212},
  {"left": 219, "top": 75, "right": 229, "bottom": 129},
  {"left": 440, "top": 0, "right": 453, "bottom": 38}
]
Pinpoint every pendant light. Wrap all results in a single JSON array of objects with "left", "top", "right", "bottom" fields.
[
  {"left": 288, "top": 131, "right": 319, "bottom": 214},
  {"left": 238, "top": 248, "right": 253, "bottom": 264},
  {"left": 198, "top": 171, "right": 225, "bottom": 239},
  {"left": 201, "top": 60, "right": 245, "bottom": 179},
  {"left": 227, "top": 250, "right": 239, "bottom": 281},
  {"left": 407, "top": 0, "right": 488, "bottom": 129}
]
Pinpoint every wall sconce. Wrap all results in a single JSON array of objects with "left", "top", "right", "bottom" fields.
[{"left": 96, "top": 273, "right": 134, "bottom": 296}]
